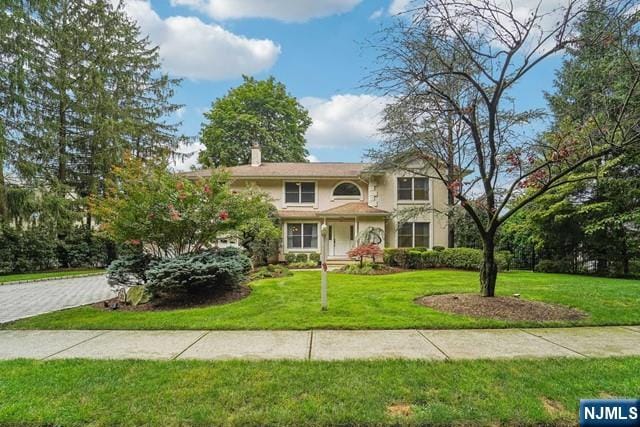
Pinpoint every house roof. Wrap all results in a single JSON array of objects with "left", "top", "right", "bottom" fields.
[
  {"left": 180, "top": 162, "right": 375, "bottom": 179},
  {"left": 320, "top": 202, "right": 389, "bottom": 216},
  {"left": 276, "top": 203, "right": 389, "bottom": 219},
  {"left": 277, "top": 210, "right": 319, "bottom": 218}
]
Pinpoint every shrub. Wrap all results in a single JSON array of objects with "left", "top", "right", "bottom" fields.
[
  {"left": 309, "top": 252, "right": 321, "bottom": 263},
  {"left": 383, "top": 249, "right": 407, "bottom": 267},
  {"left": 107, "top": 252, "right": 156, "bottom": 288},
  {"left": 405, "top": 250, "right": 424, "bottom": 269},
  {"left": 294, "top": 253, "right": 308, "bottom": 263},
  {"left": 146, "top": 249, "right": 251, "bottom": 296},
  {"left": 57, "top": 226, "right": 111, "bottom": 268},
  {"left": 535, "top": 259, "right": 574, "bottom": 274},
  {"left": 0, "top": 226, "right": 58, "bottom": 273},
  {"left": 340, "top": 262, "right": 376, "bottom": 275},
  {"left": 432, "top": 246, "right": 445, "bottom": 252},
  {"left": 347, "top": 243, "right": 383, "bottom": 266},
  {"left": 419, "top": 250, "right": 442, "bottom": 268},
  {"left": 92, "top": 156, "right": 279, "bottom": 259},
  {"left": 439, "top": 248, "right": 484, "bottom": 270},
  {"left": 284, "top": 253, "right": 297, "bottom": 264},
  {"left": 629, "top": 260, "right": 640, "bottom": 275},
  {"left": 288, "top": 260, "right": 317, "bottom": 269},
  {"left": 496, "top": 251, "right": 513, "bottom": 271},
  {"left": 383, "top": 247, "right": 512, "bottom": 272},
  {"left": 250, "top": 264, "right": 293, "bottom": 280}
]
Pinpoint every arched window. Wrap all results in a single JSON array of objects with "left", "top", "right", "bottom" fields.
[{"left": 333, "top": 182, "right": 361, "bottom": 198}]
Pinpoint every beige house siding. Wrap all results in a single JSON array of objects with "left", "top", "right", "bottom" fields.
[
  {"left": 223, "top": 162, "right": 449, "bottom": 255},
  {"left": 376, "top": 168, "right": 449, "bottom": 249},
  {"left": 230, "top": 178, "right": 369, "bottom": 212}
]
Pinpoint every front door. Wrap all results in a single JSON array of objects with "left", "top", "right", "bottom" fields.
[{"left": 329, "top": 222, "right": 354, "bottom": 257}]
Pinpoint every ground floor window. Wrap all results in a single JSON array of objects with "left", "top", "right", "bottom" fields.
[
  {"left": 397, "top": 222, "right": 430, "bottom": 248},
  {"left": 287, "top": 223, "right": 318, "bottom": 249}
]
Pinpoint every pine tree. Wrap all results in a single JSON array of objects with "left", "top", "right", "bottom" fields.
[
  {"left": 543, "top": 0, "right": 640, "bottom": 274},
  {"left": 6, "top": 0, "right": 186, "bottom": 226}
]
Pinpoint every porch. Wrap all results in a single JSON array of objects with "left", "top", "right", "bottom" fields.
[{"left": 279, "top": 202, "right": 388, "bottom": 261}]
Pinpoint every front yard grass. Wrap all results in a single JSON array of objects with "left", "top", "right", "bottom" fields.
[
  {"left": 5, "top": 269, "right": 640, "bottom": 330},
  {"left": 0, "top": 268, "right": 104, "bottom": 285},
  {"left": 1, "top": 357, "right": 639, "bottom": 426}
]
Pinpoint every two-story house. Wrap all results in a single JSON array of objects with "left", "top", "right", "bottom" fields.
[{"left": 184, "top": 145, "right": 450, "bottom": 260}]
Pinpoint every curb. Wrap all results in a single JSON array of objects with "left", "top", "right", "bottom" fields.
[{"left": 0, "top": 272, "right": 106, "bottom": 286}]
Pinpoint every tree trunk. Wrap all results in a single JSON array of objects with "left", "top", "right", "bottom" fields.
[
  {"left": 0, "top": 164, "right": 6, "bottom": 221},
  {"left": 57, "top": 99, "right": 66, "bottom": 183},
  {"left": 621, "top": 235, "right": 629, "bottom": 276},
  {"left": 446, "top": 114, "right": 455, "bottom": 249},
  {"left": 480, "top": 235, "right": 498, "bottom": 297}
]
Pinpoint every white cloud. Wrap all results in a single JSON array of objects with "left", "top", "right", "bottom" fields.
[
  {"left": 301, "top": 94, "right": 390, "bottom": 149},
  {"left": 369, "top": 8, "right": 384, "bottom": 20},
  {"left": 120, "top": 0, "right": 280, "bottom": 80},
  {"left": 388, "top": 0, "right": 412, "bottom": 15},
  {"left": 171, "top": 0, "right": 362, "bottom": 22},
  {"left": 173, "top": 140, "right": 205, "bottom": 171},
  {"left": 307, "top": 154, "right": 320, "bottom": 162},
  {"left": 175, "top": 106, "right": 187, "bottom": 119}
]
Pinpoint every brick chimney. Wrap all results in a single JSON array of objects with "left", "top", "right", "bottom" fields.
[{"left": 251, "top": 143, "right": 261, "bottom": 167}]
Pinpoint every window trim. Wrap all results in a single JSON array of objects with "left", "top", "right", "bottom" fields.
[
  {"left": 396, "top": 176, "right": 430, "bottom": 202},
  {"left": 330, "top": 181, "right": 363, "bottom": 201},
  {"left": 285, "top": 221, "right": 320, "bottom": 251},
  {"left": 397, "top": 221, "right": 431, "bottom": 248},
  {"left": 283, "top": 181, "right": 316, "bottom": 206}
]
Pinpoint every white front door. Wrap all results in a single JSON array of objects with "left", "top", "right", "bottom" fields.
[{"left": 329, "top": 222, "right": 354, "bottom": 257}]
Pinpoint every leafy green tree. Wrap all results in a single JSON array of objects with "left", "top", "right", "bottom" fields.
[
  {"left": 199, "top": 76, "right": 311, "bottom": 167},
  {"left": 92, "top": 156, "right": 280, "bottom": 258}
]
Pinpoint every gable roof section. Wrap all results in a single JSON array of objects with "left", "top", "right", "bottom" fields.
[{"left": 180, "top": 162, "right": 375, "bottom": 179}]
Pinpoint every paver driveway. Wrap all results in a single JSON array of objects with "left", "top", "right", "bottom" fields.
[{"left": 0, "top": 276, "right": 112, "bottom": 323}]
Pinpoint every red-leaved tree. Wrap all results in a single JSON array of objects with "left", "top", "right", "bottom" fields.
[{"left": 348, "top": 243, "right": 384, "bottom": 267}]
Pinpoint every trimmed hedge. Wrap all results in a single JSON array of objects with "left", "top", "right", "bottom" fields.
[
  {"left": 384, "top": 247, "right": 512, "bottom": 271},
  {"left": 284, "top": 252, "right": 319, "bottom": 264},
  {"left": 0, "top": 225, "right": 115, "bottom": 274}
]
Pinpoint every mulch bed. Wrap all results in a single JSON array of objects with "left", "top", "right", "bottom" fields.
[
  {"left": 94, "top": 285, "right": 251, "bottom": 312},
  {"left": 417, "top": 293, "right": 588, "bottom": 322}
]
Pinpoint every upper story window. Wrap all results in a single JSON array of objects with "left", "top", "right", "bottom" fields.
[
  {"left": 285, "top": 182, "right": 315, "bottom": 204},
  {"left": 397, "top": 177, "right": 428, "bottom": 201},
  {"left": 332, "top": 182, "right": 361, "bottom": 198}
]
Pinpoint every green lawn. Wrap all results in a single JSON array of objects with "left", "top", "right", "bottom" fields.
[
  {"left": 5, "top": 269, "right": 640, "bottom": 330},
  {"left": 0, "top": 268, "right": 104, "bottom": 284},
  {"left": 1, "top": 357, "right": 638, "bottom": 426}
]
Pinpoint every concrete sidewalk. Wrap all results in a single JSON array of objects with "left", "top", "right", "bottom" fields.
[{"left": 2, "top": 326, "right": 640, "bottom": 361}]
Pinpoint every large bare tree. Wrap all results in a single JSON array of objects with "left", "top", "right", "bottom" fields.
[{"left": 369, "top": 0, "right": 640, "bottom": 296}]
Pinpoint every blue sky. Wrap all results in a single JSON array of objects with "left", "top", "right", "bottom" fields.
[{"left": 121, "top": 0, "right": 564, "bottom": 170}]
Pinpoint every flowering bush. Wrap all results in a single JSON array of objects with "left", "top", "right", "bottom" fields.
[
  {"left": 347, "top": 243, "right": 384, "bottom": 267},
  {"left": 92, "top": 157, "right": 279, "bottom": 258}
]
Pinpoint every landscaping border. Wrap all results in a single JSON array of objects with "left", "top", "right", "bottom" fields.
[{"left": 1, "top": 272, "right": 106, "bottom": 286}]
